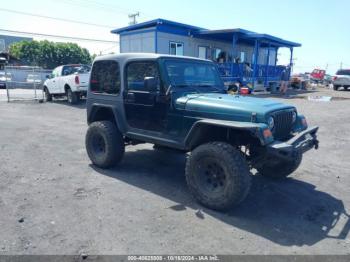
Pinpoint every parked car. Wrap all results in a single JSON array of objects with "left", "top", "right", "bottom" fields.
[
  {"left": 333, "top": 69, "right": 350, "bottom": 91},
  {"left": 85, "top": 53, "right": 319, "bottom": 211},
  {"left": 0, "top": 71, "right": 12, "bottom": 89},
  {"left": 290, "top": 73, "right": 308, "bottom": 89},
  {"left": 43, "top": 64, "right": 91, "bottom": 104},
  {"left": 26, "top": 74, "right": 42, "bottom": 85},
  {"left": 310, "top": 68, "right": 326, "bottom": 84},
  {"left": 323, "top": 74, "right": 333, "bottom": 87}
]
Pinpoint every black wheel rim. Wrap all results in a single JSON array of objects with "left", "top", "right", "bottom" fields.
[
  {"left": 91, "top": 133, "right": 106, "bottom": 157},
  {"left": 196, "top": 158, "right": 227, "bottom": 196}
]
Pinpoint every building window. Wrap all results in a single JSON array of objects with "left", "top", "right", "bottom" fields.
[
  {"left": 240, "top": 52, "right": 245, "bottom": 63},
  {"left": 169, "top": 42, "right": 184, "bottom": 56},
  {"left": 90, "top": 61, "right": 121, "bottom": 95},
  {"left": 198, "top": 46, "right": 208, "bottom": 59},
  {"left": 212, "top": 48, "right": 225, "bottom": 62}
]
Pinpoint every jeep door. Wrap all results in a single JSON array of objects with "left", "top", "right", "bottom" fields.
[{"left": 123, "top": 61, "right": 168, "bottom": 132}]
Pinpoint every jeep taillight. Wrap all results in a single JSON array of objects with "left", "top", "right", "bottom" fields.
[
  {"left": 75, "top": 75, "right": 80, "bottom": 85},
  {"left": 333, "top": 76, "right": 338, "bottom": 81}
]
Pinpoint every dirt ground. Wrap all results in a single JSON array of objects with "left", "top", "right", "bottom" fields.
[{"left": 0, "top": 87, "right": 349, "bottom": 255}]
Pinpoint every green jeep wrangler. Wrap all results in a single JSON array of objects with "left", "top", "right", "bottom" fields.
[{"left": 85, "top": 53, "right": 319, "bottom": 211}]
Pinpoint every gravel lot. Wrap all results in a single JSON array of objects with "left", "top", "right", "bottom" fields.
[{"left": 0, "top": 88, "right": 349, "bottom": 255}]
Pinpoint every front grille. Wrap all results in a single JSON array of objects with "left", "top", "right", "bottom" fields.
[{"left": 272, "top": 110, "right": 294, "bottom": 140}]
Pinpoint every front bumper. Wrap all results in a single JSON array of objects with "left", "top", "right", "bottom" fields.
[{"left": 267, "top": 126, "right": 319, "bottom": 161}]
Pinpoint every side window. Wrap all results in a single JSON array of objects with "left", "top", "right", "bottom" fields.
[
  {"left": 126, "top": 62, "right": 161, "bottom": 91},
  {"left": 169, "top": 42, "right": 184, "bottom": 56},
  {"left": 90, "top": 60, "right": 120, "bottom": 95},
  {"left": 52, "top": 68, "right": 59, "bottom": 78}
]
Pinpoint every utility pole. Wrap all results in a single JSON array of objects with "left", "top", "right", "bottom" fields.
[
  {"left": 340, "top": 62, "right": 343, "bottom": 69},
  {"left": 128, "top": 12, "right": 140, "bottom": 25}
]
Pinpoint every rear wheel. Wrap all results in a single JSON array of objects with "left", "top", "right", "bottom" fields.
[
  {"left": 333, "top": 85, "right": 339, "bottom": 91},
  {"left": 85, "top": 121, "right": 125, "bottom": 168},
  {"left": 185, "top": 142, "right": 251, "bottom": 211},
  {"left": 66, "top": 88, "right": 79, "bottom": 104}
]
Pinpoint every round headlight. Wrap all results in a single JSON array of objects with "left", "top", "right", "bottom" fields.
[
  {"left": 267, "top": 116, "right": 275, "bottom": 130},
  {"left": 292, "top": 111, "right": 297, "bottom": 123}
]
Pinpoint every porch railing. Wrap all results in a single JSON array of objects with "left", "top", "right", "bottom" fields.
[{"left": 216, "top": 62, "right": 286, "bottom": 86}]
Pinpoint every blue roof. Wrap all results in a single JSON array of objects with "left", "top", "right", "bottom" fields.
[
  {"left": 111, "top": 18, "right": 301, "bottom": 48},
  {"left": 194, "top": 29, "right": 301, "bottom": 47},
  {"left": 111, "top": 18, "right": 205, "bottom": 34}
]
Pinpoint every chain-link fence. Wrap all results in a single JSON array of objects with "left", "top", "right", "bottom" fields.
[{"left": 1, "top": 66, "right": 51, "bottom": 102}]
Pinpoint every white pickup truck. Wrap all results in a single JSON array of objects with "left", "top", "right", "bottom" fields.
[
  {"left": 333, "top": 69, "right": 350, "bottom": 91},
  {"left": 43, "top": 64, "right": 91, "bottom": 104}
]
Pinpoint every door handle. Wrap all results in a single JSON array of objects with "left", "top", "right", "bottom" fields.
[{"left": 126, "top": 92, "right": 135, "bottom": 102}]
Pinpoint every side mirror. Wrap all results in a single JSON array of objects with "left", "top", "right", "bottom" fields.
[{"left": 144, "top": 77, "right": 158, "bottom": 92}]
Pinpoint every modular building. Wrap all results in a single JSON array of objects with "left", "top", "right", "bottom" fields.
[{"left": 111, "top": 19, "right": 301, "bottom": 91}]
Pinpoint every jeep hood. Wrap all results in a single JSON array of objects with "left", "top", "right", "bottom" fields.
[{"left": 175, "top": 93, "right": 294, "bottom": 121}]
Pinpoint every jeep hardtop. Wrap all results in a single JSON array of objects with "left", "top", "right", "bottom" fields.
[{"left": 85, "top": 53, "right": 319, "bottom": 211}]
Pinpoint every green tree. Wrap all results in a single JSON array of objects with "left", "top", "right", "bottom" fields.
[{"left": 9, "top": 40, "right": 92, "bottom": 69}]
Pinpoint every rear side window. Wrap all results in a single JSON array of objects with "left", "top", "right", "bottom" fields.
[
  {"left": 336, "top": 70, "right": 350, "bottom": 76},
  {"left": 90, "top": 61, "right": 120, "bottom": 95}
]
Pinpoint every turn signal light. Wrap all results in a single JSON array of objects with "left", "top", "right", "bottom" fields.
[
  {"left": 302, "top": 118, "right": 308, "bottom": 127},
  {"left": 263, "top": 129, "right": 272, "bottom": 138}
]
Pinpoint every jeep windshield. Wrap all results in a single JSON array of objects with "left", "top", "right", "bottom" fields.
[{"left": 163, "top": 59, "right": 225, "bottom": 93}]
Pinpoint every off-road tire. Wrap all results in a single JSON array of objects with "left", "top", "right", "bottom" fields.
[
  {"left": 257, "top": 152, "right": 302, "bottom": 179},
  {"left": 66, "top": 88, "right": 79, "bottom": 104},
  {"left": 85, "top": 121, "right": 125, "bottom": 168},
  {"left": 185, "top": 142, "right": 251, "bottom": 211},
  {"left": 43, "top": 87, "right": 52, "bottom": 102}
]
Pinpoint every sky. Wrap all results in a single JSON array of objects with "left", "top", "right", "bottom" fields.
[{"left": 0, "top": 0, "right": 349, "bottom": 74}]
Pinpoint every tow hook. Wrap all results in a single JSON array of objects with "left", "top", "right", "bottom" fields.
[{"left": 314, "top": 138, "right": 319, "bottom": 150}]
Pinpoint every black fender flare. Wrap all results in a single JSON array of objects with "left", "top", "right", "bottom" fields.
[
  {"left": 87, "top": 104, "right": 124, "bottom": 132},
  {"left": 184, "top": 119, "right": 270, "bottom": 150}
]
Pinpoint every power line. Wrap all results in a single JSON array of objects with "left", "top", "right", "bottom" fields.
[
  {"left": 69, "top": 0, "right": 133, "bottom": 14},
  {"left": 57, "top": 0, "right": 154, "bottom": 19},
  {"left": 0, "top": 7, "right": 114, "bottom": 28},
  {"left": 56, "top": 0, "right": 130, "bottom": 15},
  {"left": 0, "top": 28, "right": 119, "bottom": 44}
]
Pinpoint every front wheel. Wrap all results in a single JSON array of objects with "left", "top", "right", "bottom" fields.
[
  {"left": 185, "top": 142, "right": 251, "bottom": 211},
  {"left": 43, "top": 87, "right": 52, "bottom": 102},
  {"left": 85, "top": 121, "right": 125, "bottom": 168},
  {"left": 257, "top": 152, "right": 302, "bottom": 179}
]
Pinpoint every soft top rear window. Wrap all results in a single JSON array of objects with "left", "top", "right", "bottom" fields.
[{"left": 90, "top": 60, "right": 120, "bottom": 95}]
